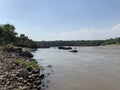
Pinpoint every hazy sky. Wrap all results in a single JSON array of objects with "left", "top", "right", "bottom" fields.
[{"left": 0, "top": 0, "right": 120, "bottom": 41}]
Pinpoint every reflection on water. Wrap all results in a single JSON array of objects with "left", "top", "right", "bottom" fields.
[{"left": 33, "top": 46, "right": 120, "bottom": 90}]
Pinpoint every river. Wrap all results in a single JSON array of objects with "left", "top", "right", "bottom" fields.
[{"left": 33, "top": 46, "right": 120, "bottom": 90}]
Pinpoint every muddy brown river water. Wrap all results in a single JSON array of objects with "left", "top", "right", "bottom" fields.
[{"left": 33, "top": 46, "right": 120, "bottom": 90}]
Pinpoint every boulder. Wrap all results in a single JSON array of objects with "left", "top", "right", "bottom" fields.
[
  {"left": 69, "top": 50, "right": 78, "bottom": 52},
  {"left": 32, "top": 69, "right": 40, "bottom": 74},
  {"left": 26, "top": 67, "right": 33, "bottom": 72},
  {"left": 58, "top": 46, "right": 72, "bottom": 50},
  {"left": 40, "top": 74, "right": 44, "bottom": 79},
  {"left": 19, "top": 51, "right": 33, "bottom": 58},
  {"left": 3, "top": 47, "right": 22, "bottom": 53},
  {"left": 19, "top": 70, "right": 29, "bottom": 79}
]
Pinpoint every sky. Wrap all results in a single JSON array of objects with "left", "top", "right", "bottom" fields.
[{"left": 0, "top": 0, "right": 120, "bottom": 41}]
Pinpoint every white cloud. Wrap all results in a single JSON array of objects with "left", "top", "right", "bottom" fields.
[
  {"left": 113, "top": 24, "right": 120, "bottom": 30},
  {"left": 33, "top": 24, "right": 120, "bottom": 41},
  {"left": 61, "top": 27, "right": 120, "bottom": 40},
  {"left": 60, "top": 28, "right": 103, "bottom": 40},
  {"left": 58, "top": 24, "right": 120, "bottom": 40}
]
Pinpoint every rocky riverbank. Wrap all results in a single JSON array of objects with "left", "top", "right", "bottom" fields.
[{"left": 0, "top": 46, "right": 44, "bottom": 90}]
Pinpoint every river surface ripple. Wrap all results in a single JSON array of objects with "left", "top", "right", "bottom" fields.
[{"left": 33, "top": 46, "right": 120, "bottom": 90}]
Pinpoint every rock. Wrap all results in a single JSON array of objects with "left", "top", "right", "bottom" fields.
[
  {"left": 19, "top": 51, "right": 33, "bottom": 58},
  {"left": 18, "top": 86, "right": 28, "bottom": 90},
  {"left": 40, "top": 74, "right": 44, "bottom": 79},
  {"left": 32, "top": 69, "right": 40, "bottom": 74},
  {"left": 26, "top": 67, "right": 33, "bottom": 72},
  {"left": 6, "top": 81, "right": 10, "bottom": 85},
  {"left": 0, "top": 75, "right": 4, "bottom": 79},
  {"left": 28, "top": 74, "right": 40, "bottom": 79},
  {"left": 58, "top": 46, "right": 72, "bottom": 50},
  {"left": 27, "top": 79, "right": 34, "bottom": 83},
  {"left": 19, "top": 70, "right": 28, "bottom": 79},
  {"left": 69, "top": 50, "right": 78, "bottom": 52},
  {"left": 3, "top": 47, "right": 22, "bottom": 53},
  {"left": 0, "top": 47, "right": 43, "bottom": 90},
  {"left": 14, "top": 62, "right": 19, "bottom": 66},
  {"left": 34, "top": 79, "right": 42, "bottom": 85},
  {"left": 37, "top": 86, "right": 41, "bottom": 90},
  {"left": 11, "top": 73, "right": 16, "bottom": 77}
]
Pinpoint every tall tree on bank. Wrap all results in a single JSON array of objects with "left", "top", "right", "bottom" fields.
[
  {"left": 0, "top": 24, "right": 18, "bottom": 44},
  {"left": 0, "top": 23, "right": 37, "bottom": 48}
]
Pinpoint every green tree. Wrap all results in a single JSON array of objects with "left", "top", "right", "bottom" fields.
[{"left": 0, "top": 24, "right": 18, "bottom": 43}]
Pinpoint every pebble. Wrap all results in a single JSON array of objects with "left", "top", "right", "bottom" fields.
[{"left": 0, "top": 49, "right": 44, "bottom": 90}]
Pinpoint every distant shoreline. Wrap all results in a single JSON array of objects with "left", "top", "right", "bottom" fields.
[{"left": 98, "top": 44, "right": 120, "bottom": 49}]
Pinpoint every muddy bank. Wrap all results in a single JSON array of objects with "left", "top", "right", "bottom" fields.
[{"left": 0, "top": 47, "right": 44, "bottom": 90}]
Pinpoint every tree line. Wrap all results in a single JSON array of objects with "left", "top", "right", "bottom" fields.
[
  {"left": 0, "top": 23, "right": 120, "bottom": 48},
  {"left": 36, "top": 38, "right": 120, "bottom": 47},
  {"left": 0, "top": 23, "right": 37, "bottom": 48}
]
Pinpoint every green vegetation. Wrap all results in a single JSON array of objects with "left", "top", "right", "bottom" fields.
[
  {"left": 0, "top": 23, "right": 37, "bottom": 48},
  {"left": 0, "top": 24, "right": 17, "bottom": 44},
  {"left": 0, "top": 23, "right": 120, "bottom": 48},
  {"left": 36, "top": 38, "right": 120, "bottom": 47},
  {"left": 13, "top": 59, "right": 40, "bottom": 69},
  {"left": 35, "top": 40, "right": 102, "bottom": 47},
  {"left": 0, "top": 23, "right": 42, "bottom": 89},
  {"left": 101, "top": 38, "right": 120, "bottom": 45}
]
